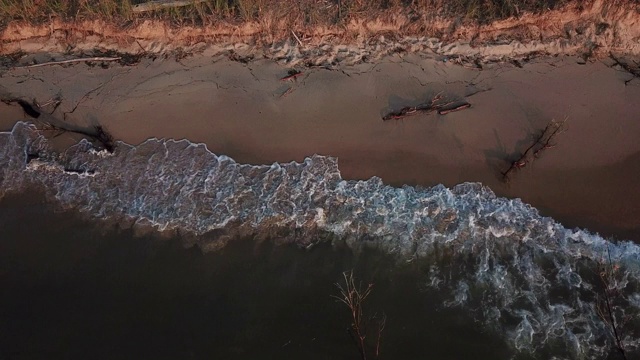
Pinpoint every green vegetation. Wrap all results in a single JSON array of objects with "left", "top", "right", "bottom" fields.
[{"left": 0, "top": 0, "right": 585, "bottom": 28}]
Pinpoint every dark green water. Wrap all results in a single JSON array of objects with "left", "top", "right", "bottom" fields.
[{"left": 0, "top": 193, "right": 510, "bottom": 360}]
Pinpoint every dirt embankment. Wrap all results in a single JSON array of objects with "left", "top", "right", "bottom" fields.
[{"left": 1, "top": 0, "right": 638, "bottom": 66}]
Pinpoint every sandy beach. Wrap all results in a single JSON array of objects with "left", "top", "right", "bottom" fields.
[
  {"left": 2, "top": 1, "right": 639, "bottom": 247},
  {"left": 1, "top": 49, "right": 639, "bottom": 242}
]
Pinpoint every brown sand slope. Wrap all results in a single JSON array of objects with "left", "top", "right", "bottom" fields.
[{"left": 1, "top": 51, "right": 639, "bottom": 241}]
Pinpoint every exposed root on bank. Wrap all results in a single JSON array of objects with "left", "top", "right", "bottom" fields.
[{"left": 1, "top": 1, "right": 638, "bottom": 69}]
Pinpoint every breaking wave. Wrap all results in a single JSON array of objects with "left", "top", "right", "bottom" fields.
[{"left": 1, "top": 121, "right": 639, "bottom": 358}]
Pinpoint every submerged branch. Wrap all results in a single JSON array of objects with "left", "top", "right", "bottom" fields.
[
  {"left": 597, "top": 245, "right": 629, "bottom": 360},
  {"left": 333, "top": 270, "right": 385, "bottom": 360}
]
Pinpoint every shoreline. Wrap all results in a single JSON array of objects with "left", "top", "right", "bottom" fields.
[
  {"left": 1, "top": 51, "right": 639, "bottom": 242},
  {"left": 1, "top": 1, "right": 640, "bottom": 242}
]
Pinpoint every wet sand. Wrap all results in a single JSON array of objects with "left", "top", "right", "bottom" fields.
[{"left": 1, "top": 53, "right": 639, "bottom": 241}]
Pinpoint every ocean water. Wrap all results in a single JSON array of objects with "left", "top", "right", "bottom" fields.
[
  {"left": 0, "top": 194, "right": 507, "bottom": 359},
  {"left": 1, "top": 122, "right": 639, "bottom": 359}
]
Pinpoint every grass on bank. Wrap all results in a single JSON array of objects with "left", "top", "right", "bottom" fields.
[{"left": 0, "top": 0, "right": 582, "bottom": 28}]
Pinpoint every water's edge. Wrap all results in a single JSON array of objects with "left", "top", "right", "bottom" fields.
[{"left": 1, "top": 122, "right": 639, "bottom": 358}]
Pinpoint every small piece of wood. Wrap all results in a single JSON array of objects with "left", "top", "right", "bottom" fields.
[
  {"left": 132, "top": 0, "right": 207, "bottom": 13},
  {"left": 383, "top": 92, "right": 450, "bottom": 121},
  {"left": 279, "top": 87, "right": 294, "bottom": 98},
  {"left": 501, "top": 118, "right": 567, "bottom": 182},
  {"left": 280, "top": 71, "right": 304, "bottom": 81},
  {"left": 291, "top": 30, "right": 304, "bottom": 47},
  {"left": 382, "top": 106, "right": 422, "bottom": 120},
  {"left": 438, "top": 103, "right": 471, "bottom": 115},
  {"left": 15, "top": 57, "right": 121, "bottom": 69}
]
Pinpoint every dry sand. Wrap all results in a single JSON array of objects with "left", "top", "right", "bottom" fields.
[{"left": 1, "top": 50, "right": 639, "bottom": 241}]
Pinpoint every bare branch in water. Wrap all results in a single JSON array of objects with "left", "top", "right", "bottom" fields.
[
  {"left": 333, "top": 270, "right": 385, "bottom": 360},
  {"left": 596, "top": 245, "right": 629, "bottom": 360}
]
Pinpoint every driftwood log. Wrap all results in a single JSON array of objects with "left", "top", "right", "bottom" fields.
[
  {"left": 382, "top": 93, "right": 470, "bottom": 120},
  {"left": 501, "top": 118, "right": 567, "bottom": 182},
  {"left": 280, "top": 69, "right": 304, "bottom": 81},
  {"left": 132, "top": 0, "right": 207, "bottom": 13},
  {"left": 14, "top": 57, "right": 121, "bottom": 69}
]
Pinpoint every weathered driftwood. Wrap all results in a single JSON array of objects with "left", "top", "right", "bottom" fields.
[
  {"left": 382, "top": 93, "right": 471, "bottom": 120},
  {"left": 383, "top": 93, "right": 443, "bottom": 120},
  {"left": 291, "top": 30, "right": 304, "bottom": 47},
  {"left": 501, "top": 118, "right": 567, "bottom": 182},
  {"left": 280, "top": 70, "right": 304, "bottom": 81},
  {"left": 383, "top": 104, "right": 431, "bottom": 120},
  {"left": 279, "top": 87, "right": 294, "bottom": 98},
  {"left": 132, "top": 0, "right": 207, "bottom": 13},
  {"left": 438, "top": 103, "right": 471, "bottom": 115},
  {"left": 15, "top": 57, "right": 121, "bottom": 69}
]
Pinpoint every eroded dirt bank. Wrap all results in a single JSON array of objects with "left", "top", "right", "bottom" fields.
[{"left": 1, "top": 0, "right": 639, "bottom": 67}]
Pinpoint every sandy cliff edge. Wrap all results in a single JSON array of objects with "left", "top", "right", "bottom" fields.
[{"left": 1, "top": 0, "right": 639, "bottom": 66}]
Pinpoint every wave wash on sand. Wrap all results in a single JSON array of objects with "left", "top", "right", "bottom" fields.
[{"left": 1, "top": 121, "right": 640, "bottom": 358}]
